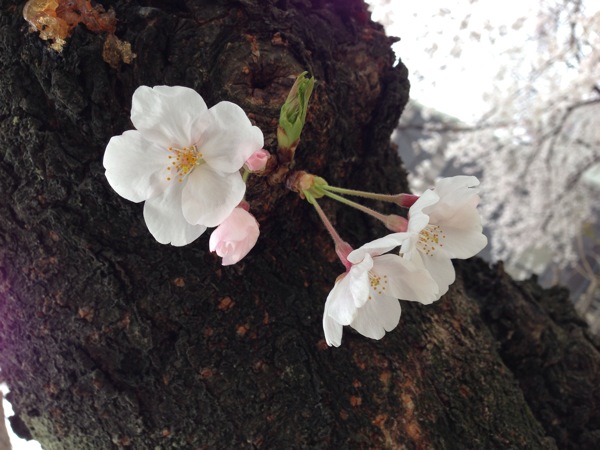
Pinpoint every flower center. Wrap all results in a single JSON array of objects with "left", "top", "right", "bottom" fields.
[
  {"left": 417, "top": 224, "right": 446, "bottom": 256},
  {"left": 368, "top": 272, "right": 388, "bottom": 299},
  {"left": 166, "top": 145, "right": 203, "bottom": 182}
]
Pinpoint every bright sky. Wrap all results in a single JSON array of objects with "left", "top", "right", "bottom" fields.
[
  {"left": 366, "top": 0, "right": 538, "bottom": 122},
  {"left": 2, "top": 384, "right": 42, "bottom": 449}
]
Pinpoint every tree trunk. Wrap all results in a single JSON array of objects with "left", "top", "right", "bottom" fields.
[{"left": 0, "top": 1, "right": 598, "bottom": 449}]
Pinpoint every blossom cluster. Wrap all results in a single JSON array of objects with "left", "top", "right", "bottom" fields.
[
  {"left": 315, "top": 176, "right": 487, "bottom": 346},
  {"left": 104, "top": 86, "right": 266, "bottom": 265},
  {"left": 103, "top": 81, "right": 487, "bottom": 347}
]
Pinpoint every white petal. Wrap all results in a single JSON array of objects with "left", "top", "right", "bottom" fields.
[
  {"left": 409, "top": 189, "right": 440, "bottom": 216},
  {"left": 407, "top": 210, "right": 431, "bottom": 234},
  {"left": 433, "top": 176, "right": 480, "bottom": 205},
  {"left": 181, "top": 165, "right": 245, "bottom": 227},
  {"left": 104, "top": 130, "right": 170, "bottom": 202},
  {"left": 143, "top": 182, "right": 207, "bottom": 246},
  {"left": 348, "top": 232, "right": 411, "bottom": 263},
  {"left": 427, "top": 194, "right": 481, "bottom": 227},
  {"left": 399, "top": 232, "right": 419, "bottom": 258},
  {"left": 440, "top": 195, "right": 483, "bottom": 231},
  {"left": 373, "top": 296, "right": 402, "bottom": 332},
  {"left": 425, "top": 176, "right": 481, "bottom": 224},
  {"left": 425, "top": 195, "right": 487, "bottom": 259},
  {"left": 198, "top": 101, "right": 264, "bottom": 173},
  {"left": 325, "top": 275, "right": 358, "bottom": 326},
  {"left": 436, "top": 222, "right": 488, "bottom": 259},
  {"left": 417, "top": 251, "right": 456, "bottom": 297},
  {"left": 374, "top": 254, "right": 439, "bottom": 304},
  {"left": 323, "top": 302, "right": 344, "bottom": 347},
  {"left": 350, "top": 295, "right": 401, "bottom": 340},
  {"left": 131, "top": 86, "right": 208, "bottom": 148},
  {"left": 348, "top": 255, "right": 373, "bottom": 308}
]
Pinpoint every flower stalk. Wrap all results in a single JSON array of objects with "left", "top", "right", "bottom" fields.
[
  {"left": 304, "top": 190, "right": 352, "bottom": 270},
  {"left": 320, "top": 190, "right": 407, "bottom": 232},
  {"left": 321, "top": 185, "right": 419, "bottom": 207}
]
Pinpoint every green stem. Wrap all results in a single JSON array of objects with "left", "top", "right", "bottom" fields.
[
  {"left": 242, "top": 169, "right": 250, "bottom": 183},
  {"left": 321, "top": 185, "right": 418, "bottom": 207},
  {"left": 305, "top": 191, "right": 352, "bottom": 268},
  {"left": 320, "top": 185, "right": 394, "bottom": 201},
  {"left": 321, "top": 190, "right": 389, "bottom": 223}
]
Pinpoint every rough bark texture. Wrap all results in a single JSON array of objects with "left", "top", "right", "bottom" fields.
[{"left": 0, "top": 1, "right": 598, "bottom": 449}]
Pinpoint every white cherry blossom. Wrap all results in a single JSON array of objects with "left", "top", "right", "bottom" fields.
[
  {"left": 323, "top": 241, "right": 438, "bottom": 347},
  {"left": 376, "top": 176, "right": 487, "bottom": 298},
  {"left": 103, "top": 85, "right": 264, "bottom": 245}
]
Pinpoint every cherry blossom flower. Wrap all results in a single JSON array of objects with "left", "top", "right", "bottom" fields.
[
  {"left": 323, "top": 241, "right": 438, "bottom": 347},
  {"left": 103, "top": 85, "right": 264, "bottom": 245},
  {"left": 209, "top": 207, "right": 260, "bottom": 265},
  {"left": 373, "top": 176, "right": 488, "bottom": 298}
]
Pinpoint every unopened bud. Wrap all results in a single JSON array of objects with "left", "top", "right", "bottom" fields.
[
  {"left": 384, "top": 214, "right": 408, "bottom": 232},
  {"left": 393, "top": 194, "right": 419, "bottom": 208},
  {"left": 277, "top": 72, "right": 315, "bottom": 153},
  {"left": 244, "top": 149, "right": 270, "bottom": 172},
  {"left": 209, "top": 208, "right": 260, "bottom": 266}
]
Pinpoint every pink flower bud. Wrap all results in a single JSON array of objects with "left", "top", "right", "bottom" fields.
[
  {"left": 394, "top": 194, "right": 419, "bottom": 208},
  {"left": 244, "top": 149, "right": 270, "bottom": 172},
  {"left": 237, "top": 200, "right": 250, "bottom": 212},
  {"left": 209, "top": 208, "right": 260, "bottom": 265}
]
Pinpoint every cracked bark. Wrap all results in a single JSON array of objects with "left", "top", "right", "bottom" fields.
[{"left": 0, "top": 1, "right": 598, "bottom": 449}]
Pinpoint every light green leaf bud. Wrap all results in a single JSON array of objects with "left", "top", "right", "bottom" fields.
[{"left": 277, "top": 72, "right": 315, "bottom": 156}]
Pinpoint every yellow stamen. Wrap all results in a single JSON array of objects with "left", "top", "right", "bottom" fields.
[
  {"left": 418, "top": 224, "right": 446, "bottom": 256},
  {"left": 165, "top": 145, "right": 204, "bottom": 182},
  {"left": 368, "top": 273, "right": 388, "bottom": 299}
]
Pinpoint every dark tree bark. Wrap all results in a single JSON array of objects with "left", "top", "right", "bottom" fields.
[{"left": 0, "top": 1, "right": 598, "bottom": 449}]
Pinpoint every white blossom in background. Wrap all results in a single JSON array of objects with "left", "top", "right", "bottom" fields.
[
  {"left": 446, "top": 4, "right": 600, "bottom": 276},
  {"left": 104, "top": 85, "right": 264, "bottom": 246}
]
